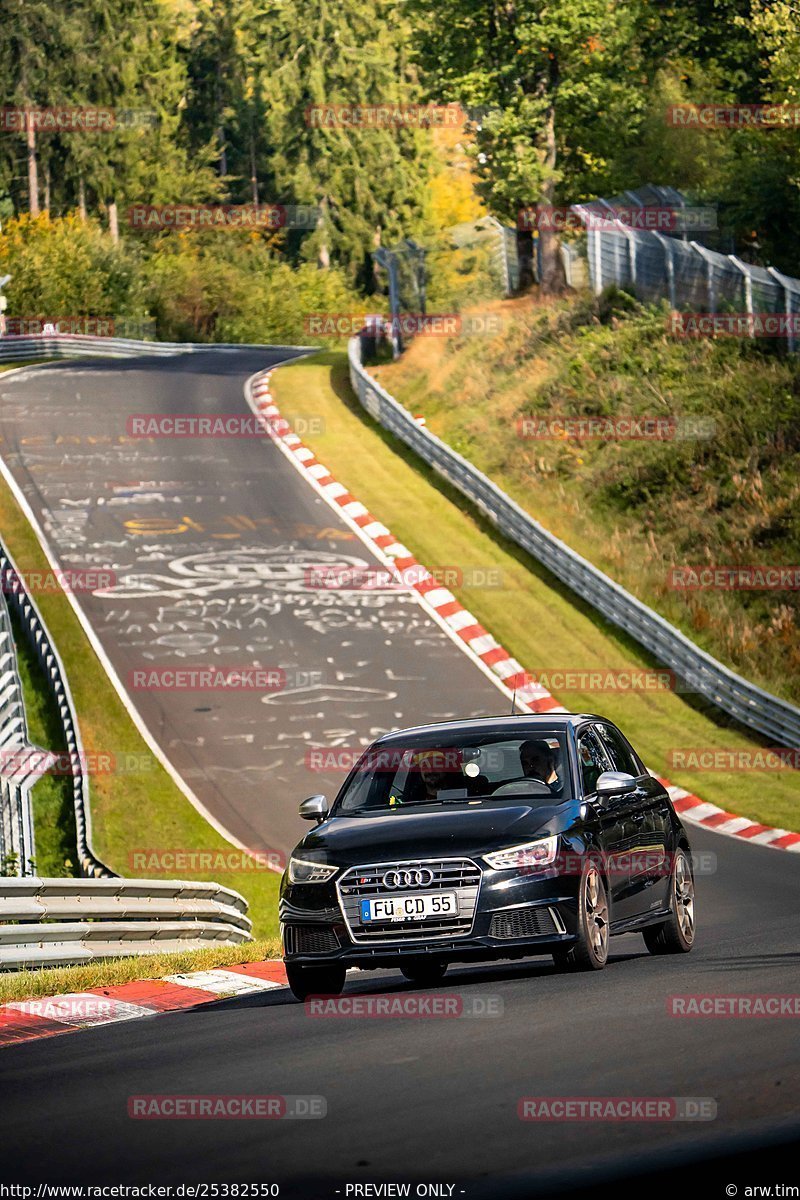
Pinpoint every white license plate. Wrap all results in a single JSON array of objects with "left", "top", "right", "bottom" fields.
[{"left": 360, "top": 891, "right": 459, "bottom": 924}]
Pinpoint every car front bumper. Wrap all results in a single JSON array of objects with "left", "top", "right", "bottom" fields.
[{"left": 281, "top": 861, "right": 582, "bottom": 968}]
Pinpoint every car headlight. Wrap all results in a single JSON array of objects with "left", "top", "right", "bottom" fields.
[
  {"left": 483, "top": 835, "right": 558, "bottom": 872},
  {"left": 288, "top": 856, "right": 338, "bottom": 884}
]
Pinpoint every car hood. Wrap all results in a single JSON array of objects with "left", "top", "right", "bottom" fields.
[{"left": 295, "top": 799, "right": 579, "bottom": 866}]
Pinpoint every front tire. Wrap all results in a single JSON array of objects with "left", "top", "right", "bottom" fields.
[
  {"left": 400, "top": 959, "right": 448, "bottom": 986},
  {"left": 552, "top": 862, "right": 609, "bottom": 972},
  {"left": 643, "top": 848, "right": 695, "bottom": 954},
  {"left": 285, "top": 962, "right": 346, "bottom": 1001}
]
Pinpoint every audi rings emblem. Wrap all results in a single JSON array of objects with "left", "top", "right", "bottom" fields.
[{"left": 382, "top": 867, "right": 435, "bottom": 889}]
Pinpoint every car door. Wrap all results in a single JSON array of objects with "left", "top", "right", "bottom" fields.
[
  {"left": 576, "top": 726, "right": 639, "bottom": 920},
  {"left": 594, "top": 722, "right": 672, "bottom": 915}
]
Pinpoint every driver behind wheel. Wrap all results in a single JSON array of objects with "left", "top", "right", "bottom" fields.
[{"left": 519, "top": 738, "right": 563, "bottom": 796}]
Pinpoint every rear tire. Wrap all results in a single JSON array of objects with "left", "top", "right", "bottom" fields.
[
  {"left": 552, "top": 862, "right": 609, "bottom": 972},
  {"left": 643, "top": 848, "right": 695, "bottom": 954},
  {"left": 285, "top": 962, "right": 346, "bottom": 1001},
  {"left": 400, "top": 959, "right": 448, "bottom": 986}
]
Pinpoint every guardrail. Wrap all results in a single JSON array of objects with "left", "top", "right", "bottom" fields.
[
  {"left": 0, "top": 878, "right": 251, "bottom": 970},
  {"left": 0, "top": 332, "right": 309, "bottom": 363},
  {"left": 0, "top": 336, "right": 283, "bottom": 963},
  {"left": 348, "top": 336, "right": 800, "bottom": 749},
  {"left": 0, "top": 332, "right": 307, "bottom": 876},
  {"left": 0, "top": 539, "right": 112, "bottom": 879},
  {"left": 0, "top": 583, "right": 54, "bottom": 875}
]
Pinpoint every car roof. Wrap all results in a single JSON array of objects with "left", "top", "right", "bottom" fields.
[{"left": 373, "top": 714, "right": 607, "bottom": 744}]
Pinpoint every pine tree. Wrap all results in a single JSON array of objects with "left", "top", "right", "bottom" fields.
[
  {"left": 248, "top": 0, "right": 431, "bottom": 286},
  {"left": 408, "top": 0, "right": 642, "bottom": 292}
]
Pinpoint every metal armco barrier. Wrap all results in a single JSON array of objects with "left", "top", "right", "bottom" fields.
[
  {"left": 0, "top": 332, "right": 308, "bottom": 879},
  {"left": 0, "top": 878, "right": 251, "bottom": 970},
  {"left": 0, "top": 333, "right": 309, "bottom": 362},
  {"left": 348, "top": 337, "right": 800, "bottom": 750},
  {"left": 0, "top": 540, "right": 112, "bottom": 879},
  {"left": 0, "top": 583, "right": 54, "bottom": 874},
  {"left": 0, "top": 337, "right": 284, "bottom": 964}
]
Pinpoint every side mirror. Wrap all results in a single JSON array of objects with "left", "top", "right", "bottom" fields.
[
  {"left": 595, "top": 771, "right": 638, "bottom": 800},
  {"left": 299, "top": 794, "right": 329, "bottom": 823}
]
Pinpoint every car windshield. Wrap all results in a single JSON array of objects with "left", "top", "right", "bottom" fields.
[{"left": 334, "top": 730, "right": 572, "bottom": 814}]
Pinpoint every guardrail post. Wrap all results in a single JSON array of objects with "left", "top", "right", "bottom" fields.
[
  {"left": 652, "top": 232, "right": 676, "bottom": 308},
  {"left": 768, "top": 265, "right": 798, "bottom": 353},
  {"left": 728, "top": 254, "right": 754, "bottom": 335},
  {"left": 689, "top": 242, "right": 718, "bottom": 314}
]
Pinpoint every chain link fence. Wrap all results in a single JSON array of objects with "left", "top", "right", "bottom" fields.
[
  {"left": 570, "top": 185, "right": 800, "bottom": 352},
  {"left": 348, "top": 336, "right": 800, "bottom": 749}
]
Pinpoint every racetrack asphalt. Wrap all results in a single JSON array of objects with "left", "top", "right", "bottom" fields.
[
  {"left": 0, "top": 352, "right": 797, "bottom": 1195},
  {"left": 0, "top": 350, "right": 508, "bottom": 858},
  {"left": 0, "top": 823, "right": 798, "bottom": 1191}
]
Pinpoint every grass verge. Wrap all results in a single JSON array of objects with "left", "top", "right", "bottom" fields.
[
  {"left": 271, "top": 350, "right": 800, "bottom": 832},
  {"left": 0, "top": 360, "right": 53, "bottom": 373},
  {"left": 0, "top": 936, "right": 282, "bottom": 1004},
  {"left": 376, "top": 292, "right": 800, "bottom": 706},
  {"left": 8, "top": 605, "right": 77, "bottom": 877},
  {"left": 0, "top": 467, "right": 280, "bottom": 937}
]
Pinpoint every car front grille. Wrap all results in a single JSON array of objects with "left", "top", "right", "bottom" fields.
[
  {"left": 283, "top": 925, "right": 341, "bottom": 956},
  {"left": 489, "top": 906, "right": 558, "bottom": 940},
  {"left": 337, "top": 858, "right": 481, "bottom": 944}
]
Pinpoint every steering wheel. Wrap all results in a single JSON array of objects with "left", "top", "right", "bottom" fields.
[{"left": 491, "top": 777, "right": 553, "bottom": 797}]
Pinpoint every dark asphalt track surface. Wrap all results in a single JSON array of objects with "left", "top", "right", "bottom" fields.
[
  {"left": 0, "top": 352, "right": 798, "bottom": 1195},
  {"left": 0, "top": 825, "right": 798, "bottom": 1193},
  {"left": 0, "top": 351, "right": 507, "bottom": 858}
]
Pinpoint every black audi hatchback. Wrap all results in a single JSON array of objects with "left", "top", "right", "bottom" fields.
[{"left": 280, "top": 714, "right": 696, "bottom": 999}]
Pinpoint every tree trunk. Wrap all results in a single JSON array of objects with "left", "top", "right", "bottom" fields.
[
  {"left": 317, "top": 197, "right": 330, "bottom": 269},
  {"left": 108, "top": 199, "right": 119, "bottom": 244},
  {"left": 26, "top": 120, "right": 39, "bottom": 216},
  {"left": 537, "top": 103, "right": 567, "bottom": 295},
  {"left": 78, "top": 176, "right": 87, "bottom": 221},
  {"left": 250, "top": 128, "right": 259, "bottom": 205},
  {"left": 43, "top": 163, "right": 51, "bottom": 212}
]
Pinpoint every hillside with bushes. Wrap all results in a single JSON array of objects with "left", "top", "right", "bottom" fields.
[{"left": 374, "top": 291, "right": 800, "bottom": 704}]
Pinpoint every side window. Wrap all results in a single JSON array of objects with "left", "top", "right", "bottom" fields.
[
  {"left": 597, "top": 724, "right": 641, "bottom": 777},
  {"left": 577, "top": 730, "right": 609, "bottom": 795}
]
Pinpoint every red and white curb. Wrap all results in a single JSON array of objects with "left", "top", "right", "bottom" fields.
[
  {"left": 656, "top": 780, "right": 800, "bottom": 852},
  {"left": 248, "top": 371, "right": 565, "bottom": 716},
  {"left": 246, "top": 367, "right": 800, "bottom": 858},
  {"left": 0, "top": 960, "right": 288, "bottom": 1048}
]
